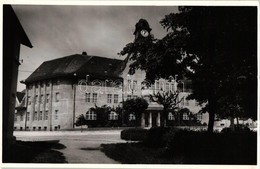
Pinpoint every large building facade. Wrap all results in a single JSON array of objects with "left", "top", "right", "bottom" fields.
[{"left": 14, "top": 51, "right": 209, "bottom": 131}]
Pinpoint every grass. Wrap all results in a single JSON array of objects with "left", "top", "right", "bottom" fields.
[
  {"left": 101, "top": 131, "right": 257, "bottom": 164},
  {"left": 3, "top": 140, "right": 67, "bottom": 163}
]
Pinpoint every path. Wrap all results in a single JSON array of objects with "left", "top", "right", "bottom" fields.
[{"left": 14, "top": 130, "right": 126, "bottom": 163}]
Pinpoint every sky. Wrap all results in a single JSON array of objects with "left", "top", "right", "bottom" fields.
[{"left": 12, "top": 5, "right": 179, "bottom": 91}]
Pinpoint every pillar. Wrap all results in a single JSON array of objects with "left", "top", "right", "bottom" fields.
[
  {"left": 141, "top": 113, "right": 145, "bottom": 128},
  {"left": 156, "top": 112, "right": 161, "bottom": 127},
  {"left": 148, "top": 112, "right": 152, "bottom": 128}
]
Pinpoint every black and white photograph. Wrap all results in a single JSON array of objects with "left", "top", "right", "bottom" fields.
[{"left": 2, "top": 0, "right": 258, "bottom": 168}]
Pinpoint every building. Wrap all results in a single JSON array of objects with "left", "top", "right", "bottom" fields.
[
  {"left": 14, "top": 19, "right": 208, "bottom": 131},
  {"left": 3, "top": 4, "right": 33, "bottom": 156},
  {"left": 14, "top": 51, "right": 208, "bottom": 131}
]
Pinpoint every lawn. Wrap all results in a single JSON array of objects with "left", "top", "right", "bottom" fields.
[{"left": 3, "top": 140, "right": 67, "bottom": 163}]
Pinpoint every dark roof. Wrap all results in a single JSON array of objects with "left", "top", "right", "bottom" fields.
[
  {"left": 4, "top": 5, "right": 33, "bottom": 48},
  {"left": 24, "top": 54, "right": 124, "bottom": 83},
  {"left": 16, "top": 92, "right": 25, "bottom": 103}
]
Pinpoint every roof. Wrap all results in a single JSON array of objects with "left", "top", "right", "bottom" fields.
[
  {"left": 24, "top": 54, "right": 124, "bottom": 83},
  {"left": 16, "top": 92, "right": 25, "bottom": 103},
  {"left": 4, "top": 5, "right": 33, "bottom": 48}
]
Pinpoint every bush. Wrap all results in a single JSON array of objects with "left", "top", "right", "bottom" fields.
[
  {"left": 121, "top": 128, "right": 148, "bottom": 141},
  {"left": 163, "top": 130, "right": 257, "bottom": 164},
  {"left": 143, "top": 127, "right": 173, "bottom": 147}
]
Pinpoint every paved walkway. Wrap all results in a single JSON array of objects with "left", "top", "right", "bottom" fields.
[{"left": 14, "top": 130, "right": 126, "bottom": 163}]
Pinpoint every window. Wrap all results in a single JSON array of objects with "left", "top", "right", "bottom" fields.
[
  {"left": 35, "top": 95, "right": 38, "bottom": 104},
  {"left": 55, "top": 92, "right": 60, "bottom": 102},
  {"left": 40, "top": 94, "right": 44, "bottom": 104},
  {"left": 197, "top": 113, "right": 202, "bottom": 121},
  {"left": 129, "top": 113, "right": 136, "bottom": 121},
  {"left": 14, "top": 114, "right": 17, "bottom": 121},
  {"left": 28, "top": 96, "right": 31, "bottom": 105},
  {"left": 114, "top": 94, "right": 118, "bottom": 103},
  {"left": 183, "top": 113, "right": 189, "bottom": 120},
  {"left": 46, "top": 94, "right": 50, "bottom": 103},
  {"left": 85, "top": 93, "right": 91, "bottom": 102},
  {"left": 168, "top": 112, "right": 175, "bottom": 120},
  {"left": 108, "top": 111, "right": 118, "bottom": 120},
  {"left": 27, "top": 112, "right": 30, "bottom": 121},
  {"left": 127, "top": 95, "right": 131, "bottom": 100},
  {"left": 55, "top": 110, "right": 58, "bottom": 120},
  {"left": 20, "top": 114, "right": 23, "bottom": 121},
  {"left": 86, "top": 110, "right": 97, "bottom": 120},
  {"left": 46, "top": 82, "right": 50, "bottom": 87},
  {"left": 34, "top": 112, "right": 38, "bottom": 121},
  {"left": 133, "top": 80, "right": 137, "bottom": 90},
  {"left": 107, "top": 94, "right": 112, "bottom": 103},
  {"left": 92, "top": 93, "right": 97, "bottom": 103},
  {"left": 44, "top": 111, "right": 48, "bottom": 120},
  {"left": 171, "top": 83, "right": 175, "bottom": 91},
  {"left": 160, "top": 82, "right": 164, "bottom": 90},
  {"left": 155, "top": 81, "right": 160, "bottom": 91},
  {"left": 39, "top": 111, "right": 43, "bottom": 120}
]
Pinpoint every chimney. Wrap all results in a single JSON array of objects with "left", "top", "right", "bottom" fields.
[{"left": 82, "top": 51, "right": 87, "bottom": 55}]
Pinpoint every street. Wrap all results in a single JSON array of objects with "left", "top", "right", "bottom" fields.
[{"left": 14, "top": 130, "right": 126, "bottom": 163}]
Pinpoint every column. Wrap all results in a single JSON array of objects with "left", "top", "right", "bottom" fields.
[
  {"left": 148, "top": 112, "right": 152, "bottom": 128},
  {"left": 156, "top": 112, "right": 161, "bottom": 127},
  {"left": 141, "top": 113, "right": 145, "bottom": 128}
]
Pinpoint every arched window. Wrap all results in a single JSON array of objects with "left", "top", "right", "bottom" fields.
[
  {"left": 129, "top": 113, "right": 136, "bottom": 121},
  {"left": 108, "top": 111, "right": 118, "bottom": 120},
  {"left": 86, "top": 110, "right": 97, "bottom": 120},
  {"left": 168, "top": 112, "right": 175, "bottom": 120}
]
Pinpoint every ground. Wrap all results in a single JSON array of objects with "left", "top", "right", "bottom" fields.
[{"left": 14, "top": 129, "right": 126, "bottom": 163}]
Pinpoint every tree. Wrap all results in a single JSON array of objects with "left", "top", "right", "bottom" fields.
[
  {"left": 120, "top": 7, "right": 257, "bottom": 133},
  {"left": 123, "top": 97, "right": 148, "bottom": 126},
  {"left": 75, "top": 114, "right": 87, "bottom": 132},
  {"left": 150, "top": 90, "right": 182, "bottom": 126}
]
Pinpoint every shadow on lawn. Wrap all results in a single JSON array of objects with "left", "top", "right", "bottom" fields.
[
  {"left": 101, "top": 130, "right": 257, "bottom": 164},
  {"left": 3, "top": 140, "right": 67, "bottom": 163}
]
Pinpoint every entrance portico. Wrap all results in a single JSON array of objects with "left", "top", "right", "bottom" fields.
[{"left": 141, "top": 106, "right": 164, "bottom": 128}]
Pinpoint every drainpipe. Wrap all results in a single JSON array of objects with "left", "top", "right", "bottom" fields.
[{"left": 72, "top": 83, "right": 76, "bottom": 128}]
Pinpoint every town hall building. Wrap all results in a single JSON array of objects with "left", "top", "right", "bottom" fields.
[{"left": 14, "top": 19, "right": 209, "bottom": 131}]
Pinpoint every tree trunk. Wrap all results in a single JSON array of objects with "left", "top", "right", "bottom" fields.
[
  {"left": 236, "top": 117, "right": 239, "bottom": 126},
  {"left": 230, "top": 116, "right": 235, "bottom": 131},
  {"left": 207, "top": 96, "right": 216, "bottom": 133}
]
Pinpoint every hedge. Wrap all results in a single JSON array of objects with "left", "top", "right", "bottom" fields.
[{"left": 121, "top": 128, "right": 148, "bottom": 141}]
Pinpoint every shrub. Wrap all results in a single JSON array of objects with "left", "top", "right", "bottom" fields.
[
  {"left": 143, "top": 127, "right": 172, "bottom": 147},
  {"left": 121, "top": 128, "right": 148, "bottom": 141}
]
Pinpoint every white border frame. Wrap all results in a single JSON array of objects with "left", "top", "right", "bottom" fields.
[{"left": 0, "top": 1, "right": 259, "bottom": 169}]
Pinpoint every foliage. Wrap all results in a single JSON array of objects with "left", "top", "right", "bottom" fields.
[
  {"left": 120, "top": 7, "right": 257, "bottom": 132},
  {"left": 85, "top": 105, "right": 123, "bottom": 127},
  {"left": 75, "top": 114, "right": 87, "bottom": 126},
  {"left": 121, "top": 128, "right": 148, "bottom": 141},
  {"left": 149, "top": 90, "right": 182, "bottom": 126},
  {"left": 123, "top": 97, "right": 148, "bottom": 126}
]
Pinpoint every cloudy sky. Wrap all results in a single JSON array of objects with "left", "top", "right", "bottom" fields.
[{"left": 12, "top": 5, "right": 179, "bottom": 91}]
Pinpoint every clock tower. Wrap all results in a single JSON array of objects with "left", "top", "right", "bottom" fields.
[{"left": 133, "top": 19, "right": 152, "bottom": 41}]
